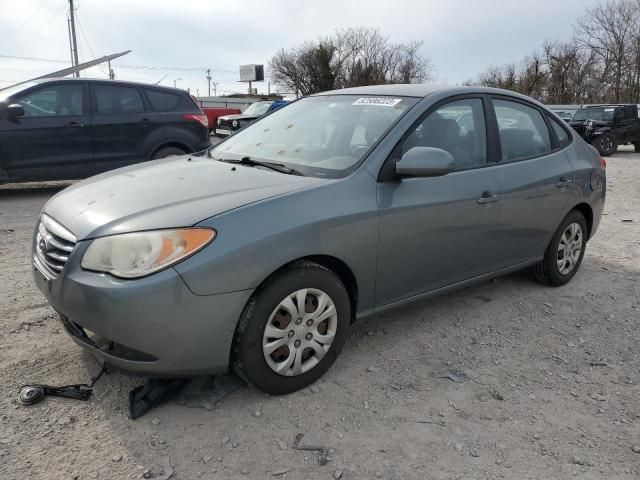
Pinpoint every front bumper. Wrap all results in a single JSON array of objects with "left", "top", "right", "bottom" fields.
[{"left": 33, "top": 251, "right": 253, "bottom": 376}]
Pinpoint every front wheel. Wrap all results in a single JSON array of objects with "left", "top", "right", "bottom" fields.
[
  {"left": 591, "top": 134, "right": 617, "bottom": 156},
  {"left": 533, "top": 210, "right": 587, "bottom": 287},
  {"left": 233, "top": 261, "right": 351, "bottom": 395}
]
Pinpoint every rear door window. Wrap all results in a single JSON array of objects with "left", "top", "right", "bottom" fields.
[
  {"left": 14, "top": 84, "right": 84, "bottom": 117},
  {"left": 145, "top": 89, "right": 182, "bottom": 112},
  {"left": 95, "top": 85, "right": 144, "bottom": 115},
  {"left": 493, "top": 99, "right": 551, "bottom": 161},
  {"left": 626, "top": 106, "right": 637, "bottom": 120}
]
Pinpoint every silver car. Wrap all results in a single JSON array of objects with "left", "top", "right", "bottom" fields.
[{"left": 33, "top": 85, "right": 606, "bottom": 394}]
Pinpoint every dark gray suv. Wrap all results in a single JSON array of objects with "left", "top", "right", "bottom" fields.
[{"left": 0, "top": 78, "right": 211, "bottom": 183}]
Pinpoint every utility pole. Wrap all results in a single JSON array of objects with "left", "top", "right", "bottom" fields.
[
  {"left": 212, "top": 81, "right": 218, "bottom": 97},
  {"left": 68, "top": 0, "right": 80, "bottom": 77},
  {"left": 108, "top": 60, "right": 115, "bottom": 80},
  {"left": 206, "top": 69, "right": 212, "bottom": 97}
]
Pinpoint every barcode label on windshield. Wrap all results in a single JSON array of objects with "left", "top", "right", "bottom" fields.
[{"left": 352, "top": 97, "right": 402, "bottom": 107}]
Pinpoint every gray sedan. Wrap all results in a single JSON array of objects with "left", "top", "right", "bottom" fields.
[{"left": 33, "top": 85, "right": 606, "bottom": 394}]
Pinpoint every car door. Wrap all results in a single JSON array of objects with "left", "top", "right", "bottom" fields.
[
  {"left": 624, "top": 105, "right": 639, "bottom": 141},
  {"left": 0, "top": 81, "right": 92, "bottom": 181},
  {"left": 90, "top": 83, "right": 153, "bottom": 174},
  {"left": 375, "top": 97, "right": 504, "bottom": 307},
  {"left": 490, "top": 97, "right": 574, "bottom": 266}
]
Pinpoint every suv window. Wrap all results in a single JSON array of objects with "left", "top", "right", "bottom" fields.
[
  {"left": 95, "top": 85, "right": 144, "bottom": 115},
  {"left": 145, "top": 89, "right": 182, "bottom": 111},
  {"left": 14, "top": 84, "right": 83, "bottom": 117},
  {"left": 548, "top": 115, "right": 571, "bottom": 147},
  {"left": 493, "top": 99, "right": 551, "bottom": 161},
  {"left": 401, "top": 98, "right": 487, "bottom": 169},
  {"left": 626, "top": 106, "right": 637, "bottom": 120}
]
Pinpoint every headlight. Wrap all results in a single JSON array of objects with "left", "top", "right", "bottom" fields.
[
  {"left": 232, "top": 120, "right": 238, "bottom": 128},
  {"left": 81, "top": 228, "right": 215, "bottom": 279}
]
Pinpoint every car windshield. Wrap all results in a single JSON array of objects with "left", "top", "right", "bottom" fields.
[
  {"left": 243, "top": 101, "right": 273, "bottom": 116},
  {"left": 212, "top": 95, "right": 419, "bottom": 178},
  {"left": 0, "top": 82, "right": 37, "bottom": 102},
  {"left": 572, "top": 108, "right": 615, "bottom": 122}
]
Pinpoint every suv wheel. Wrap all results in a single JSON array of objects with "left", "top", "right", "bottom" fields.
[
  {"left": 151, "top": 147, "right": 187, "bottom": 159},
  {"left": 634, "top": 142, "right": 640, "bottom": 153},
  {"left": 592, "top": 134, "right": 617, "bottom": 156},
  {"left": 233, "top": 261, "right": 350, "bottom": 395},
  {"left": 533, "top": 210, "right": 587, "bottom": 287}
]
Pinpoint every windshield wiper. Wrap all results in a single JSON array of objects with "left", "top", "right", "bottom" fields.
[{"left": 216, "top": 156, "right": 304, "bottom": 176}]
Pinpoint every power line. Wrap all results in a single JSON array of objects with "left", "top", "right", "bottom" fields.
[
  {"left": 12, "top": 3, "right": 68, "bottom": 52},
  {"left": 3, "top": 0, "right": 54, "bottom": 46},
  {"left": 0, "top": 54, "right": 236, "bottom": 75}
]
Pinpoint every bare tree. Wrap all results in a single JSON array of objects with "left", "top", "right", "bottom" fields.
[{"left": 269, "top": 27, "right": 432, "bottom": 95}]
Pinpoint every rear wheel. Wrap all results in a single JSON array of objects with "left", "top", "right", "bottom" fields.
[
  {"left": 233, "top": 261, "right": 350, "bottom": 395},
  {"left": 634, "top": 142, "right": 640, "bottom": 153},
  {"left": 533, "top": 210, "right": 587, "bottom": 287},
  {"left": 151, "top": 146, "right": 187, "bottom": 159},
  {"left": 592, "top": 134, "right": 617, "bottom": 156}
]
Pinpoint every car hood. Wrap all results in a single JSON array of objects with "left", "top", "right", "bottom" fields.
[
  {"left": 219, "top": 113, "right": 260, "bottom": 122},
  {"left": 43, "top": 155, "right": 324, "bottom": 240},
  {"left": 570, "top": 119, "right": 611, "bottom": 128}
]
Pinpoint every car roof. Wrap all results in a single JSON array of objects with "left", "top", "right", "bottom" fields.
[
  {"left": 312, "top": 84, "right": 548, "bottom": 104},
  {"left": 25, "top": 77, "right": 185, "bottom": 94}
]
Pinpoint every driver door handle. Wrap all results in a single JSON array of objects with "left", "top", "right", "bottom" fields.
[
  {"left": 67, "top": 121, "right": 84, "bottom": 127},
  {"left": 477, "top": 191, "right": 499, "bottom": 204}
]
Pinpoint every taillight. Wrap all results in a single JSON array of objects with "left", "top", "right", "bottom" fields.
[
  {"left": 183, "top": 113, "right": 209, "bottom": 128},
  {"left": 599, "top": 157, "right": 607, "bottom": 169}
]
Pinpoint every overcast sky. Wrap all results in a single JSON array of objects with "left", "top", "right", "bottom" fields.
[{"left": 0, "top": 0, "right": 600, "bottom": 96}]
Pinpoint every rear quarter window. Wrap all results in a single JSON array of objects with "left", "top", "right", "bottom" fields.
[
  {"left": 145, "top": 89, "right": 182, "bottom": 112},
  {"left": 547, "top": 114, "right": 571, "bottom": 148}
]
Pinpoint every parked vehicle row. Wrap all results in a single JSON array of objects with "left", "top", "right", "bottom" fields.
[
  {"left": 32, "top": 85, "right": 605, "bottom": 394},
  {"left": 569, "top": 104, "right": 640, "bottom": 156},
  {"left": 0, "top": 78, "right": 211, "bottom": 183},
  {"left": 215, "top": 100, "right": 288, "bottom": 137}
]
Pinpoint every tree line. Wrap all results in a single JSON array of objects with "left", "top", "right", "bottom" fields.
[
  {"left": 467, "top": 0, "right": 640, "bottom": 104},
  {"left": 268, "top": 27, "right": 432, "bottom": 96}
]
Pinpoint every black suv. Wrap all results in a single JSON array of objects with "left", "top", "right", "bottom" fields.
[
  {"left": 0, "top": 78, "right": 211, "bottom": 183},
  {"left": 569, "top": 104, "right": 640, "bottom": 156}
]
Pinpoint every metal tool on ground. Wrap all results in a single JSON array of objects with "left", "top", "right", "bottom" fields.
[
  {"left": 18, "top": 364, "right": 106, "bottom": 405},
  {"left": 292, "top": 433, "right": 330, "bottom": 465}
]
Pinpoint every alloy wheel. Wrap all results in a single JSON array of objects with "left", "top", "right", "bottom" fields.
[
  {"left": 600, "top": 136, "right": 613, "bottom": 152},
  {"left": 262, "top": 288, "right": 338, "bottom": 376},
  {"left": 557, "top": 222, "right": 583, "bottom": 275}
]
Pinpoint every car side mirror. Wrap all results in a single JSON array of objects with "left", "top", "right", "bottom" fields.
[
  {"left": 7, "top": 104, "right": 25, "bottom": 118},
  {"left": 396, "top": 147, "right": 454, "bottom": 178}
]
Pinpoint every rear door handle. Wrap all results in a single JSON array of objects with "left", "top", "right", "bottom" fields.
[
  {"left": 556, "top": 177, "right": 573, "bottom": 188},
  {"left": 67, "top": 121, "right": 84, "bottom": 127},
  {"left": 477, "top": 191, "right": 499, "bottom": 204}
]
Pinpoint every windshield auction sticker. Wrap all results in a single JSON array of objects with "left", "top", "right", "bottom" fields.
[{"left": 352, "top": 97, "right": 403, "bottom": 107}]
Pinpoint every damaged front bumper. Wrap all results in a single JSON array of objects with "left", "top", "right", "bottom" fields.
[{"left": 33, "top": 246, "right": 253, "bottom": 376}]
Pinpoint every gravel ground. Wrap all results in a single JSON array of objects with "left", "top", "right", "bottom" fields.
[{"left": 1, "top": 147, "right": 639, "bottom": 480}]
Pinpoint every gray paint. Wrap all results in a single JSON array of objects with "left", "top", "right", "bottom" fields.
[{"left": 33, "top": 85, "right": 606, "bottom": 376}]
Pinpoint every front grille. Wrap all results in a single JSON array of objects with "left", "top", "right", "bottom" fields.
[{"left": 34, "top": 214, "right": 76, "bottom": 279}]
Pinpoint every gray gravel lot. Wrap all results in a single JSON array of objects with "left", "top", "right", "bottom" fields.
[{"left": 1, "top": 148, "right": 639, "bottom": 479}]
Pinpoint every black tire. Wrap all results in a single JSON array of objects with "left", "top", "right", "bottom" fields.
[
  {"left": 233, "top": 261, "right": 351, "bottom": 395},
  {"left": 533, "top": 210, "right": 588, "bottom": 287},
  {"left": 591, "top": 134, "right": 617, "bottom": 156},
  {"left": 150, "top": 146, "right": 187, "bottom": 160},
  {"left": 634, "top": 142, "right": 640, "bottom": 153}
]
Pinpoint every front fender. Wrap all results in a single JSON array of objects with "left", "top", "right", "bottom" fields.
[{"left": 173, "top": 171, "right": 380, "bottom": 316}]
